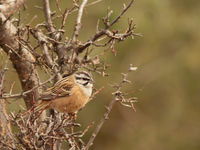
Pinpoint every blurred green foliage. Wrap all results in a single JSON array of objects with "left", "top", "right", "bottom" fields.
[{"left": 2, "top": 0, "right": 200, "bottom": 149}]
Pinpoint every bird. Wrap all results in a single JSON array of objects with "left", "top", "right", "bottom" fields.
[{"left": 35, "top": 71, "right": 93, "bottom": 114}]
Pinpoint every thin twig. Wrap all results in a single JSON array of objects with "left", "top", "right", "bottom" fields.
[
  {"left": 84, "top": 96, "right": 117, "bottom": 150},
  {"left": 71, "top": 0, "right": 88, "bottom": 43},
  {"left": 76, "top": 0, "right": 135, "bottom": 54},
  {"left": 85, "top": 0, "right": 103, "bottom": 8},
  {"left": 68, "top": 0, "right": 103, "bottom": 14},
  {"left": 0, "top": 51, "right": 10, "bottom": 91},
  {"left": 85, "top": 65, "right": 136, "bottom": 150},
  {"left": 30, "top": 29, "right": 62, "bottom": 80},
  {"left": 1, "top": 75, "right": 55, "bottom": 99},
  {"left": 0, "top": 140, "right": 15, "bottom": 150},
  {"left": 55, "top": 0, "right": 62, "bottom": 14},
  {"left": 109, "top": 0, "right": 134, "bottom": 27},
  {"left": 43, "top": 0, "right": 55, "bottom": 32},
  {"left": 89, "top": 86, "right": 104, "bottom": 101}
]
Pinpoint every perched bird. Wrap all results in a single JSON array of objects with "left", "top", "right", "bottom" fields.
[{"left": 36, "top": 71, "right": 93, "bottom": 114}]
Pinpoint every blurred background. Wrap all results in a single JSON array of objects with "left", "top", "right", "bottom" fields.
[{"left": 2, "top": 0, "right": 200, "bottom": 149}]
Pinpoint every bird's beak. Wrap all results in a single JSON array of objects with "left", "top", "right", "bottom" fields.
[{"left": 90, "top": 79, "right": 94, "bottom": 84}]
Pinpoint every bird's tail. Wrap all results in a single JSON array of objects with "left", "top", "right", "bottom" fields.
[
  {"left": 35, "top": 100, "right": 51, "bottom": 112},
  {"left": 20, "top": 101, "right": 50, "bottom": 118}
]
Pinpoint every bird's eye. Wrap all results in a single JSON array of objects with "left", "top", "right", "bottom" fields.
[{"left": 82, "top": 77, "right": 89, "bottom": 81}]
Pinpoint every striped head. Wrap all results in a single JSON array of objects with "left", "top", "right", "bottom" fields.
[{"left": 74, "top": 71, "right": 93, "bottom": 97}]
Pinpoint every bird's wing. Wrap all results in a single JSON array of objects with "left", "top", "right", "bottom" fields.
[{"left": 39, "top": 77, "right": 74, "bottom": 101}]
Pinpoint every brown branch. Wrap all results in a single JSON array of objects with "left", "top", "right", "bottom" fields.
[
  {"left": 60, "top": 9, "right": 70, "bottom": 29},
  {"left": 76, "top": 0, "right": 135, "bottom": 54},
  {"left": 0, "top": 139, "right": 15, "bottom": 150},
  {"left": 85, "top": 96, "right": 116, "bottom": 150},
  {"left": 43, "top": 0, "right": 55, "bottom": 33},
  {"left": 41, "top": 0, "right": 103, "bottom": 73},
  {"left": 76, "top": 0, "right": 134, "bottom": 53},
  {"left": 0, "top": 0, "right": 26, "bottom": 17},
  {"left": 0, "top": 99, "right": 13, "bottom": 138},
  {"left": 43, "top": 0, "right": 69, "bottom": 73},
  {"left": 85, "top": 65, "right": 136, "bottom": 150},
  {"left": 85, "top": 0, "right": 103, "bottom": 8},
  {"left": 55, "top": 0, "right": 62, "bottom": 14},
  {"left": 30, "top": 29, "right": 62, "bottom": 80},
  {"left": 1, "top": 75, "right": 55, "bottom": 99},
  {"left": 71, "top": 0, "right": 88, "bottom": 44},
  {"left": 109, "top": 0, "right": 134, "bottom": 27},
  {"left": 70, "top": 0, "right": 103, "bottom": 14},
  {"left": 76, "top": 30, "right": 106, "bottom": 53},
  {"left": 0, "top": 12, "right": 40, "bottom": 109},
  {"left": 89, "top": 86, "right": 104, "bottom": 101},
  {"left": 0, "top": 51, "right": 10, "bottom": 91},
  {"left": 0, "top": 98, "right": 15, "bottom": 149},
  {"left": 56, "top": 0, "right": 103, "bottom": 30},
  {"left": 0, "top": 52, "right": 15, "bottom": 149}
]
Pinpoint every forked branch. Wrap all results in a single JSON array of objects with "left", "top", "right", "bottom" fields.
[{"left": 76, "top": 0, "right": 135, "bottom": 54}]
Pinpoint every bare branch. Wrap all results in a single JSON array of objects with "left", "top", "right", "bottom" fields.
[
  {"left": 43, "top": 0, "right": 55, "bottom": 33},
  {"left": 60, "top": 9, "right": 70, "bottom": 29},
  {"left": 0, "top": 12, "right": 40, "bottom": 109},
  {"left": 0, "top": 0, "right": 25, "bottom": 17},
  {"left": 0, "top": 51, "right": 10, "bottom": 91},
  {"left": 30, "top": 29, "right": 62, "bottom": 80},
  {"left": 0, "top": 52, "right": 15, "bottom": 149},
  {"left": 85, "top": 0, "right": 103, "bottom": 8},
  {"left": 85, "top": 96, "right": 116, "bottom": 150},
  {"left": 109, "top": 0, "right": 134, "bottom": 27},
  {"left": 76, "top": 30, "right": 106, "bottom": 53},
  {"left": 1, "top": 75, "right": 55, "bottom": 99},
  {"left": 58, "top": 0, "right": 103, "bottom": 30},
  {"left": 76, "top": 0, "right": 135, "bottom": 54},
  {"left": 85, "top": 65, "right": 137, "bottom": 150},
  {"left": 71, "top": 0, "right": 88, "bottom": 44},
  {"left": 89, "top": 86, "right": 104, "bottom": 101}
]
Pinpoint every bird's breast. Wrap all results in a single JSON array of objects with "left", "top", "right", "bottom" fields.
[{"left": 49, "top": 85, "right": 90, "bottom": 113}]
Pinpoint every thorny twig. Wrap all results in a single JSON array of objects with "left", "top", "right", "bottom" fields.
[
  {"left": 85, "top": 64, "right": 137, "bottom": 150},
  {"left": 9, "top": 111, "right": 94, "bottom": 149},
  {"left": 76, "top": 0, "right": 136, "bottom": 54}
]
